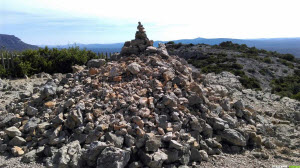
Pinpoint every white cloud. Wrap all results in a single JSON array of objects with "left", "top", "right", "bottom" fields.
[{"left": 1, "top": 0, "right": 300, "bottom": 43}]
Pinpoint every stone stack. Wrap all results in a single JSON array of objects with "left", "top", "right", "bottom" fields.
[{"left": 120, "top": 22, "right": 154, "bottom": 56}]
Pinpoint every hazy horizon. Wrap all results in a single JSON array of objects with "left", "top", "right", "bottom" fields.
[{"left": 1, "top": 0, "right": 300, "bottom": 45}]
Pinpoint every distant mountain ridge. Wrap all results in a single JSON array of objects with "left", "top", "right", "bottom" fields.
[
  {"left": 40, "top": 37, "right": 300, "bottom": 57},
  {"left": 167, "top": 37, "right": 300, "bottom": 57},
  {"left": 0, "top": 34, "right": 38, "bottom": 51}
]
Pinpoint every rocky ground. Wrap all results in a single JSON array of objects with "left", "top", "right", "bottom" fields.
[
  {"left": 0, "top": 23, "right": 299, "bottom": 167},
  {"left": 0, "top": 52, "right": 299, "bottom": 167},
  {"left": 0, "top": 73, "right": 51, "bottom": 111}
]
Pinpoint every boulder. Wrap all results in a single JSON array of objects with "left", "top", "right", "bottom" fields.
[
  {"left": 87, "top": 59, "right": 106, "bottom": 68},
  {"left": 127, "top": 62, "right": 141, "bottom": 75},
  {"left": 97, "top": 147, "right": 130, "bottom": 168},
  {"left": 221, "top": 129, "right": 246, "bottom": 147}
]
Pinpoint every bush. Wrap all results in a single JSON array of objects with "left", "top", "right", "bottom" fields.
[
  {"left": 263, "top": 57, "right": 272, "bottom": 64},
  {"left": 271, "top": 75, "right": 300, "bottom": 100},
  {"left": 0, "top": 47, "right": 98, "bottom": 78},
  {"left": 167, "top": 41, "right": 175, "bottom": 45},
  {"left": 247, "top": 69, "right": 256, "bottom": 73},
  {"left": 0, "top": 65, "right": 5, "bottom": 77},
  {"left": 280, "top": 54, "right": 295, "bottom": 61}
]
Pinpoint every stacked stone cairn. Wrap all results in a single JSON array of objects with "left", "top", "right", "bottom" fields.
[
  {"left": 120, "top": 22, "right": 154, "bottom": 56},
  {"left": 0, "top": 22, "right": 298, "bottom": 168}
]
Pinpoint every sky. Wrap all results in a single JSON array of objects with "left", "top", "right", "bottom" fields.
[{"left": 0, "top": 0, "right": 300, "bottom": 45}]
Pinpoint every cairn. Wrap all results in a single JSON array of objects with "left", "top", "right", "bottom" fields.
[{"left": 120, "top": 22, "right": 154, "bottom": 55}]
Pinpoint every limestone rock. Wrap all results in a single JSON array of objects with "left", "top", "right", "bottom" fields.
[
  {"left": 87, "top": 59, "right": 106, "bottom": 68},
  {"left": 5, "top": 126, "right": 22, "bottom": 137},
  {"left": 221, "top": 129, "right": 247, "bottom": 147},
  {"left": 97, "top": 147, "right": 130, "bottom": 168}
]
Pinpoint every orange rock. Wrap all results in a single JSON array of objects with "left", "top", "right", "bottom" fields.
[
  {"left": 89, "top": 68, "right": 99, "bottom": 75},
  {"left": 113, "top": 76, "right": 122, "bottom": 82},
  {"left": 136, "top": 127, "right": 145, "bottom": 137},
  {"left": 113, "top": 124, "right": 127, "bottom": 131},
  {"left": 157, "top": 127, "right": 165, "bottom": 135},
  {"left": 100, "top": 124, "right": 109, "bottom": 131},
  {"left": 45, "top": 101, "right": 56, "bottom": 108},
  {"left": 11, "top": 146, "right": 24, "bottom": 156},
  {"left": 166, "top": 127, "right": 173, "bottom": 132}
]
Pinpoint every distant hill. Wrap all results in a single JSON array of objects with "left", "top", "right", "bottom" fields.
[
  {"left": 39, "top": 37, "right": 300, "bottom": 57},
  {"left": 166, "top": 37, "right": 300, "bottom": 58},
  {"left": 0, "top": 34, "right": 39, "bottom": 51}
]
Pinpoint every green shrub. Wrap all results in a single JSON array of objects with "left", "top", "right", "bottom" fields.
[
  {"left": 283, "top": 69, "right": 288, "bottom": 73},
  {"left": 247, "top": 69, "right": 256, "bottom": 73},
  {"left": 263, "top": 57, "right": 272, "bottom": 63},
  {"left": 0, "top": 47, "right": 98, "bottom": 78},
  {"left": 280, "top": 54, "right": 295, "bottom": 61},
  {"left": 271, "top": 75, "right": 300, "bottom": 100},
  {"left": 0, "top": 65, "right": 6, "bottom": 77}
]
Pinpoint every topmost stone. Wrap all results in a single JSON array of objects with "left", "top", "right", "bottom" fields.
[{"left": 120, "top": 22, "right": 154, "bottom": 56}]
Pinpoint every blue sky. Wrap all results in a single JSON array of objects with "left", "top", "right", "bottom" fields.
[{"left": 1, "top": 0, "right": 300, "bottom": 45}]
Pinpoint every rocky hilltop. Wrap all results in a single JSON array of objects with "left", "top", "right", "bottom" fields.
[
  {"left": 0, "top": 23, "right": 299, "bottom": 168},
  {"left": 166, "top": 42, "right": 300, "bottom": 92},
  {"left": 0, "top": 34, "right": 39, "bottom": 51}
]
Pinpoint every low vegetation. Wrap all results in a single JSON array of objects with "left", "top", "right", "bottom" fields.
[
  {"left": 188, "top": 53, "right": 261, "bottom": 90},
  {"left": 0, "top": 47, "right": 104, "bottom": 78},
  {"left": 271, "top": 69, "right": 300, "bottom": 100},
  {"left": 188, "top": 41, "right": 300, "bottom": 100}
]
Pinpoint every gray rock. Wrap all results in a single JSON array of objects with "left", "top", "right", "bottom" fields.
[
  {"left": 190, "top": 148, "right": 201, "bottom": 162},
  {"left": 110, "top": 53, "right": 121, "bottom": 61},
  {"left": 26, "top": 106, "right": 38, "bottom": 116},
  {"left": 221, "top": 129, "right": 246, "bottom": 147},
  {"left": 97, "top": 147, "right": 130, "bottom": 168},
  {"left": 128, "top": 161, "right": 143, "bottom": 168},
  {"left": 84, "top": 141, "right": 108, "bottom": 167},
  {"left": 47, "top": 140, "right": 82, "bottom": 168},
  {"left": 21, "top": 149, "right": 37, "bottom": 163},
  {"left": 9, "top": 136, "right": 26, "bottom": 146},
  {"left": 166, "top": 149, "right": 179, "bottom": 163},
  {"left": 64, "top": 98, "right": 75, "bottom": 108},
  {"left": 42, "top": 84, "right": 57, "bottom": 99},
  {"left": 65, "top": 110, "right": 83, "bottom": 129},
  {"left": 169, "top": 140, "right": 183, "bottom": 150},
  {"left": 157, "top": 115, "right": 168, "bottom": 129},
  {"left": 124, "top": 134, "right": 136, "bottom": 147},
  {"left": 5, "top": 126, "right": 22, "bottom": 137},
  {"left": 106, "top": 132, "right": 124, "bottom": 148},
  {"left": 139, "top": 149, "right": 168, "bottom": 168},
  {"left": 87, "top": 59, "right": 106, "bottom": 68},
  {"left": 190, "top": 116, "right": 203, "bottom": 132},
  {"left": 158, "top": 43, "right": 169, "bottom": 57},
  {"left": 127, "top": 62, "right": 141, "bottom": 75},
  {"left": 199, "top": 150, "right": 209, "bottom": 161},
  {"left": 146, "top": 46, "right": 158, "bottom": 53},
  {"left": 145, "top": 135, "right": 161, "bottom": 152},
  {"left": 24, "top": 117, "right": 40, "bottom": 132}
]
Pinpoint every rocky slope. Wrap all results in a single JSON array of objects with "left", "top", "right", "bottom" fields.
[
  {"left": 0, "top": 23, "right": 299, "bottom": 168},
  {"left": 166, "top": 43, "right": 300, "bottom": 92}
]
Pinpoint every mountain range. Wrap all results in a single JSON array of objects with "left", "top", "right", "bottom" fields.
[
  {"left": 40, "top": 37, "right": 300, "bottom": 57},
  {"left": 1, "top": 34, "right": 300, "bottom": 57}
]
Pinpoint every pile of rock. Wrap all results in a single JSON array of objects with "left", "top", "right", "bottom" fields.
[
  {"left": 120, "top": 22, "right": 154, "bottom": 56},
  {"left": 0, "top": 23, "right": 299, "bottom": 168}
]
